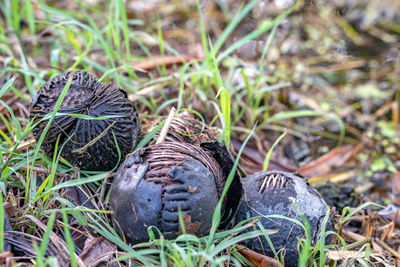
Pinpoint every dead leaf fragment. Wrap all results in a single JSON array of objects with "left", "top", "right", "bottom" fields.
[
  {"left": 237, "top": 245, "right": 281, "bottom": 267},
  {"left": 298, "top": 144, "right": 357, "bottom": 177},
  {"left": 188, "top": 185, "right": 197, "bottom": 193},
  {"left": 178, "top": 213, "right": 202, "bottom": 235},
  {"left": 328, "top": 250, "right": 363, "bottom": 261},
  {"left": 132, "top": 55, "right": 199, "bottom": 70},
  {"left": 0, "top": 251, "right": 13, "bottom": 265},
  {"left": 80, "top": 237, "right": 118, "bottom": 267}
]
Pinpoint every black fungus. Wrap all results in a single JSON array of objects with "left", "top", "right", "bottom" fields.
[
  {"left": 30, "top": 71, "right": 140, "bottom": 171},
  {"left": 110, "top": 141, "right": 242, "bottom": 244},
  {"left": 235, "top": 171, "right": 333, "bottom": 266}
]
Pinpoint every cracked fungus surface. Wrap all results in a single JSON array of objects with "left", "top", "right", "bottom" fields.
[
  {"left": 30, "top": 71, "right": 140, "bottom": 171},
  {"left": 141, "top": 142, "right": 224, "bottom": 196},
  {"left": 110, "top": 142, "right": 224, "bottom": 244}
]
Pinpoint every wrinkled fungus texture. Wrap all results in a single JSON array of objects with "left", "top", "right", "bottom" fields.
[
  {"left": 30, "top": 71, "right": 140, "bottom": 171},
  {"left": 110, "top": 142, "right": 222, "bottom": 244},
  {"left": 236, "top": 171, "right": 333, "bottom": 266}
]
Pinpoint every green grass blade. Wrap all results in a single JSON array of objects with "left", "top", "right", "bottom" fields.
[
  {"left": 196, "top": 0, "right": 209, "bottom": 59},
  {"left": 263, "top": 131, "right": 286, "bottom": 171},
  {"left": 62, "top": 209, "right": 77, "bottom": 267},
  {"left": 206, "top": 123, "right": 257, "bottom": 251},
  {"left": 213, "top": 0, "right": 258, "bottom": 55},
  {"left": 38, "top": 212, "right": 56, "bottom": 260},
  {"left": 27, "top": 75, "right": 72, "bottom": 204},
  {"left": 135, "top": 119, "right": 165, "bottom": 150},
  {"left": 0, "top": 100, "right": 22, "bottom": 140},
  {"left": 49, "top": 173, "right": 111, "bottom": 192},
  {"left": 266, "top": 110, "right": 345, "bottom": 145},
  {"left": 0, "top": 74, "right": 16, "bottom": 98},
  {"left": 318, "top": 210, "right": 331, "bottom": 267},
  {"left": 217, "top": 1, "right": 302, "bottom": 62},
  {"left": 0, "top": 192, "right": 4, "bottom": 252},
  {"left": 256, "top": 221, "right": 278, "bottom": 258}
]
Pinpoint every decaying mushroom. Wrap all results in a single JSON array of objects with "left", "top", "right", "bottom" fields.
[
  {"left": 110, "top": 140, "right": 242, "bottom": 244},
  {"left": 235, "top": 171, "right": 333, "bottom": 266},
  {"left": 30, "top": 71, "right": 140, "bottom": 171}
]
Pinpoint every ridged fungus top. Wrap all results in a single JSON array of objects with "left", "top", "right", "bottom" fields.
[{"left": 30, "top": 71, "right": 140, "bottom": 171}]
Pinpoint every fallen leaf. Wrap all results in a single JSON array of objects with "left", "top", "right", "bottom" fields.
[
  {"left": 378, "top": 204, "right": 400, "bottom": 228},
  {"left": 328, "top": 250, "right": 366, "bottom": 261},
  {"left": 178, "top": 213, "right": 202, "bottom": 235},
  {"left": 237, "top": 245, "right": 281, "bottom": 267},
  {"left": 298, "top": 144, "right": 361, "bottom": 177},
  {"left": 132, "top": 55, "right": 199, "bottom": 71},
  {"left": 80, "top": 237, "right": 118, "bottom": 267},
  {"left": 308, "top": 170, "right": 356, "bottom": 184},
  {"left": 0, "top": 251, "right": 13, "bottom": 265}
]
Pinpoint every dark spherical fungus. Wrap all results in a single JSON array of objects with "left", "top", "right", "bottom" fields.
[
  {"left": 235, "top": 171, "right": 333, "bottom": 266},
  {"left": 30, "top": 71, "right": 140, "bottom": 171},
  {"left": 109, "top": 141, "right": 242, "bottom": 244}
]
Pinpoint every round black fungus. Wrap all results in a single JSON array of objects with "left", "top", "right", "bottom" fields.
[
  {"left": 30, "top": 71, "right": 140, "bottom": 171},
  {"left": 235, "top": 171, "right": 333, "bottom": 266},
  {"left": 110, "top": 141, "right": 241, "bottom": 244}
]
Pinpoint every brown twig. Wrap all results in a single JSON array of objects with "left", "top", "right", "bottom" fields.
[{"left": 375, "top": 239, "right": 400, "bottom": 259}]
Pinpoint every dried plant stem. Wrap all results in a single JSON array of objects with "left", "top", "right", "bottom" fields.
[
  {"left": 341, "top": 229, "right": 365, "bottom": 242},
  {"left": 72, "top": 121, "right": 116, "bottom": 153},
  {"left": 156, "top": 107, "right": 176, "bottom": 144},
  {"left": 375, "top": 239, "right": 400, "bottom": 259},
  {"left": 347, "top": 238, "right": 371, "bottom": 250}
]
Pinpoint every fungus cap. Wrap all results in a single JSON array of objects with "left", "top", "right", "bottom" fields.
[
  {"left": 30, "top": 71, "right": 140, "bottom": 171},
  {"left": 110, "top": 141, "right": 242, "bottom": 244},
  {"left": 235, "top": 171, "right": 333, "bottom": 266}
]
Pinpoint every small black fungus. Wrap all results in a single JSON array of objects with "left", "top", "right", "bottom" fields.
[
  {"left": 235, "top": 171, "right": 333, "bottom": 266},
  {"left": 30, "top": 71, "right": 140, "bottom": 171},
  {"left": 110, "top": 141, "right": 242, "bottom": 244}
]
